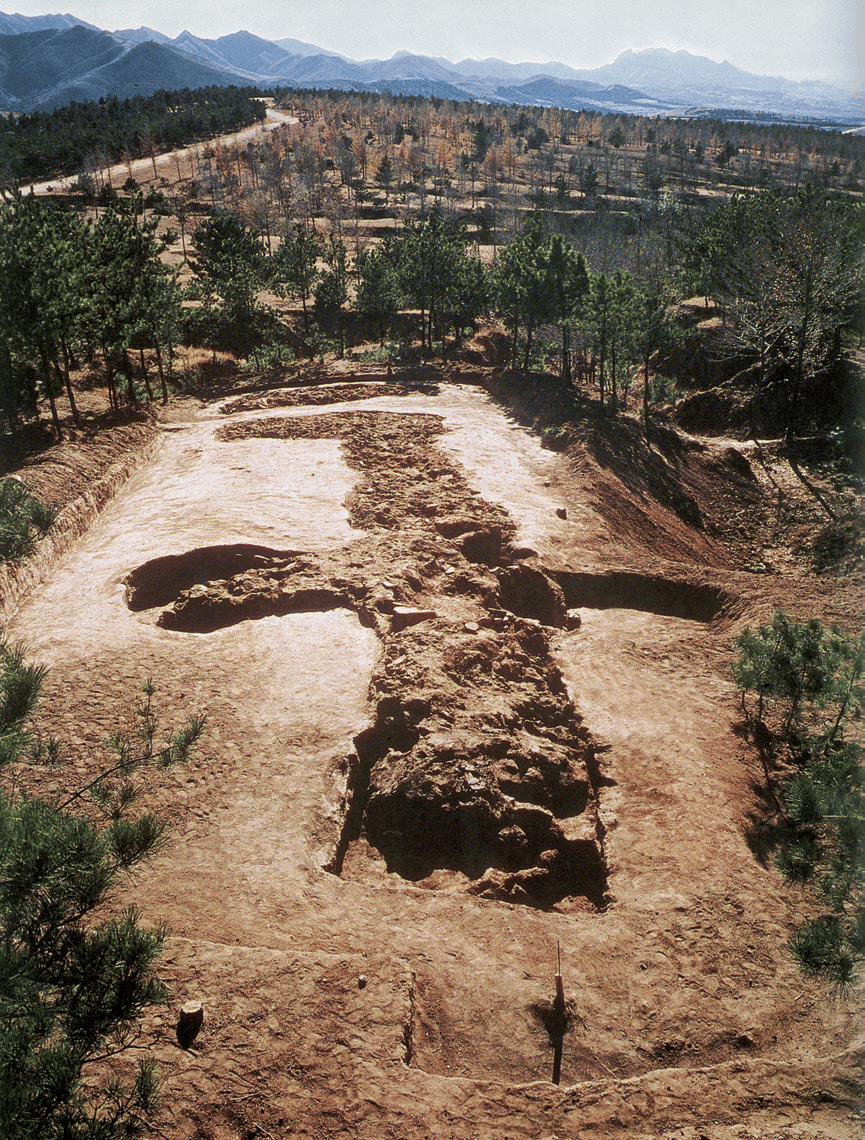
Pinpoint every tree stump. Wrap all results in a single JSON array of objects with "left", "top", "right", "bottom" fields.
[{"left": 176, "top": 1000, "right": 204, "bottom": 1048}]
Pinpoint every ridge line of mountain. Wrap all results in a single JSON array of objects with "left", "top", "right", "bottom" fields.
[{"left": 0, "top": 13, "right": 861, "bottom": 121}]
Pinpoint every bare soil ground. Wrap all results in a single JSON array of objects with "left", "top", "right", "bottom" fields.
[{"left": 3, "top": 366, "right": 863, "bottom": 1139}]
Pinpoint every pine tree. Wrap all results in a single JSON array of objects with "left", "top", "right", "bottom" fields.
[
  {"left": 188, "top": 210, "right": 264, "bottom": 351},
  {"left": 374, "top": 153, "right": 394, "bottom": 203},
  {"left": 0, "top": 479, "right": 56, "bottom": 564},
  {"left": 314, "top": 236, "right": 349, "bottom": 357},
  {"left": 268, "top": 225, "right": 322, "bottom": 335},
  {"left": 0, "top": 636, "right": 205, "bottom": 1137},
  {"left": 0, "top": 200, "right": 88, "bottom": 437},
  {"left": 491, "top": 213, "right": 557, "bottom": 370},
  {"left": 356, "top": 245, "right": 402, "bottom": 343},
  {"left": 391, "top": 210, "right": 486, "bottom": 353},
  {"left": 732, "top": 611, "right": 864, "bottom": 992}
]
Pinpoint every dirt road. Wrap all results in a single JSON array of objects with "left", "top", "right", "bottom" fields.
[
  {"left": 6, "top": 378, "right": 861, "bottom": 1138},
  {"left": 30, "top": 105, "right": 298, "bottom": 195}
]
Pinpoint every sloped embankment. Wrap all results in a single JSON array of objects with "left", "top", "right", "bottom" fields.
[
  {"left": 1, "top": 421, "right": 158, "bottom": 624},
  {"left": 483, "top": 370, "right": 769, "bottom": 567}
]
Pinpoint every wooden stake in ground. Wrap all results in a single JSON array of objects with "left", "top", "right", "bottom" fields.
[{"left": 552, "top": 942, "right": 566, "bottom": 1085}]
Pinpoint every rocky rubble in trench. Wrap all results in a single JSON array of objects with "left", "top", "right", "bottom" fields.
[{"left": 123, "top": 405, "right": 611, "bottom": 910}]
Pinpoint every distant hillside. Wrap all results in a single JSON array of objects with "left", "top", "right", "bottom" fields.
[
  {"left": 0, "top": 13, "right": 861, "bottom": 121},
  {"left": 566, "top": 48, "right": 863, "bottom": 120},
  {"left": 0, "top": 24, "right": 250, "bottom": 110},
  {"left": 454, "top": 57, "right": 586, "bottom": 84},
  {"left": 187, "top": 30, "right": 304, "bottom": 77},
  {"left": 0, "top": 11, "right": 99, "bottom": 35},
  {"left": 273, "top": 36, "right": 344, "bottom": 59},
  {"left": 0, "top": 26, "right": 126, "bottom": 105},
  {"left": 494, "top": 76, "right": 676, "bottom": 116},
  {"left": 113, "top": 26, "right": 176, "bottom": 47}
]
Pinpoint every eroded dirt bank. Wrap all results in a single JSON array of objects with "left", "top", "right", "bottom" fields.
[
  {"left": 5, "top": 376, "right": 862, "bottom": 1138},
  {"left": 0, "top": 419, "right": 158, "bottom": 625}
]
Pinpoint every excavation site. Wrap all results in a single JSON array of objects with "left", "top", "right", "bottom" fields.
[{"left": 3, "top": 371, "right": 862, "bottom": 1139}]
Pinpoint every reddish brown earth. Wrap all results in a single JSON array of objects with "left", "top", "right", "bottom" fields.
[{"left": 3, "top": 369, "right": 863, "bottom": 1139}]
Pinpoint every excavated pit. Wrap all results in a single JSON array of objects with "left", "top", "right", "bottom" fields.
[
  {"left": 552, "top": 569, "right": 734, "bottom": 623},
  {"left": 142, "top": 405, "right": 616, "bottom": 910},
  {"left": 116, "top": 405, "right": 743, "bottom": 912},
  {"left": 329, "top": 619, "right": 613, "bottom": 911},
  {"left": 126, "top": 542, "right": 613, "bottom": 909},
  {"left": 124, "top": 544, "right": 301, "bottom": 612},
  {"left": 9, "top": 376, "right": 860, "bottom": 1132}
]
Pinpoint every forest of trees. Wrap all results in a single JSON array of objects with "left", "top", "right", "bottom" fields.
[
  {"left": 273, "top": 87, "right": 865, "bottom": 207},
  {"left": 0, "top": 86, "right": 267, "bottom": 188},
  {"left": 0, "top": 83, "right": 862, "bottom": 445},
  {"left": 0, "top": 192, "right": 181, "bottom": 437},
  {"left": 2, "top": 184, "right": 860, "bottom": 443}
]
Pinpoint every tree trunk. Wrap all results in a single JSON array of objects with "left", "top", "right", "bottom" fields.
[
  {"left": 154, "top": 342, "right": 168, "bottom": 404},
  {"left": 58, "top": 340, "right": 81, "bottom": 428},
  {"left": 598, "top": 346, "right": 606, "bottom": 408},
  {"left": 139, "top": 348, "right": 154, "bottom": 403},
  {"left": 39, "top": 348, "right": 63, "bottom": 440},
  {"left": 102, "top": 346, "right": 118, "bottom": 410},
  {"left": 749, "top": 345, "right": 765, "bottom": 442},
  {"left": 523, "top": 320, "right": 534, "bottom": 372},
  {"left": 788, "top": 278, "right": 813, "bottom": 441}
]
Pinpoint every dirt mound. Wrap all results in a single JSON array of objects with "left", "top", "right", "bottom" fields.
[
  {"left": 496, "top": 563, "right": 568, "bottom": 626},
  {"left": 458, "top": 327, "right": 512, "bottom": 367},
  {"left": 219, "top": 380, "right": 439, "bottom": 415},
  {"left": 672, "top": 384, "right": 752, "bottom": 435}
]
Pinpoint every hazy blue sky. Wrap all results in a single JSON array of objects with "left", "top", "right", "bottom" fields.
[{"left": 7, "top": 1, "right": 862, "bottom": 88}]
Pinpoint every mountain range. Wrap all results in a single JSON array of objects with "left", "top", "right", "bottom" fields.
[{"left": 0, "top": 12, "right": 861, "bottom": 123}]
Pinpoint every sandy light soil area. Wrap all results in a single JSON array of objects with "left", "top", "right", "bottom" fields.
[{"left": 4, "top": 374, "right": 862, "bottom": 1139}]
